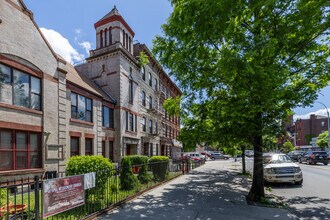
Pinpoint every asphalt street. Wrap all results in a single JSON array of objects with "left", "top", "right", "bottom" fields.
[{"left": 244, "top": 157, "right": 330, "bottom": 220}]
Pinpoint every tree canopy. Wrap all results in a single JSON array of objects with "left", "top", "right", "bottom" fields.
[
  {"left": 316, "top": 131, "right": 329, "bottom": 148},
  {"left": 153, "top": 0, "right": 330, "bottom": 202}
]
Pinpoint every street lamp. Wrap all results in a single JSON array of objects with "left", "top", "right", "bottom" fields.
[{"left": 315, "top": 101, "right": 330, "bottom": 144}]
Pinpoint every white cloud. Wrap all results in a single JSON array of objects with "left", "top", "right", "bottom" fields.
[
  {"left": 79, "top": 41, "right": 93, "bottom": 55},
  {"left": 74, "top": 28, "right": 82, "bottom": 35},
  {"left": 294, "top": 108, "right": 329, "bottom": 121},
  {"left": 40, "top": 27, "right": 84, "bottom": 64}
]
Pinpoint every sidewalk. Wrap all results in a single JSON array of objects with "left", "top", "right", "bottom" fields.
[{"left": 97, "top": 160, "right": 296, "bottom": 220}]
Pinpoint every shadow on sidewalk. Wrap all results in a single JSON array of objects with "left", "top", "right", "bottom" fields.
[
  {"left": 100, "top": 165, "right": 273, "bottom": 220},
  {"left": 277, "top": 195, "right": 330, "bottom": 219}
]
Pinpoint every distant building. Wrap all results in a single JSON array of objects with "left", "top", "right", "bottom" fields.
[{"left": 295, "top": 114, "right": 328, "bottom": 146}]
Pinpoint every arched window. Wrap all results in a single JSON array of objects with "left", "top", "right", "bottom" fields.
[
  {"left": 154, "top": 79, "right": 158, "bottom": 91},
  {"left": 149, "top": 119, "right": 153, "bottom": 134},
  {"left": 142, "top": 117, "right": 146, "bottom": 132},
  {"left": 109, "top": 27, "right": 112, "bottom": 45},
  {"left": 141, "top": 91, "right": 146, "bottom": 106},
  {"left": 100, "top": 30, "right": 104, "bottom": 48},
  {"left": 126, "top": 33, "right": 129, "bottom": 49},
  {"left": 104, "top": 29, "right": 108, "bottom": 46},
  {"left": 129, "top": 78, "right": 133, "bottom": 104},
  {"left": 123, "top": 30, "right": 125, "bottom": 47},
  {"left": 142, "top": 66, "right": 145, "bottom": 80},
  {"left": 149, "top": 96, "right": 153, "bottom": 109},
  {"left": 149, "top": 73, "right": 152, "bottom": 86}
]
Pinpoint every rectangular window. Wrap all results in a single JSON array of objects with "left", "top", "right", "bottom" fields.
[
  {"left": 135, "top": 115, "right": 137, "bottom": 132},
  {"left": 0, "top": 64, "right": 11, "bottom": 84},
  {"left": 102, "top": 106, "right": 114, "bottom": 128},
  {"left": 102, "top": 141, "right": 106, "bottom": 157},
  {"left": 109, "top": 141, "right": 114, "bottom": 161},
  {"left": 150, "top": 143, "right": 153, "bottom": 156},
  {"left": 129, "top": 79, "right": 133, "bottom": 104},
  {"left": 129, "top": 113, "right": 134, "bottom": 131},
  {"left": 156, "top": 144, "right": 159, "bottom": 155},
  {"left": 0, "top": 130, "right": 41, "bottom": 171},
  {"left": 85, "top": 138, "right": 93, "bottom": 156},
  {"left": 126, "top": 111, "right": 128, "bottom": 130},
  {"left": 70, "top": 137, "right": 80, "bottom": 157},
  {"left": 71, "top": 92, "right": 92, "bottom": 122}
]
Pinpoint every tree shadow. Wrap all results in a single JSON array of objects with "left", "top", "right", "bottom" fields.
[
  {"left": 276, "top": 195, "right": 330, "bottom": 219},
  {"left": 100, "top": 164, "right": 292, "bottom": 220}
]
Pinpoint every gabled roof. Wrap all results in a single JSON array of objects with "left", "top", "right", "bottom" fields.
[{"left": 66, "top": 62, "right": 117, "bottom": 104}]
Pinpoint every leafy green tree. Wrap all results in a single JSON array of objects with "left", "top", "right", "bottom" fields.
[
  {"left": 282, "top": 141, "right": 294, "bottom": 153},
  {"left": 316, "top": 131, "right": 329, "bottom": 149},
  {"left": 137, "top": 51, "right": 149, "bottom": 67},
  {"left": 153, "top": 0, "right": 330, "bottom": 202}
]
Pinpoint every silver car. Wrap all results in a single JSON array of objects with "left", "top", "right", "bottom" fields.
[
  {"left": 209, "top": 153, "right": 230, "bottom": 160},
  {"left": 263, "top": 154, "right": 303, "bottom": 185}
]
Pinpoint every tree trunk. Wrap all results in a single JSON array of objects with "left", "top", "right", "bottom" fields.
[
  {"left": 247, "top": 134, "right": 264, "bottom": 202},
  {"left": 241, "top": 145, "right": 246, "bottom": 174}
]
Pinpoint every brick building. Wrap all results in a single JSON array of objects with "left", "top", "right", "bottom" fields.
[
  {"left": 295, "top": 114, "right": 329, "bottom": 146},
  {"left": 0, "top": 0, "right": 182, "bottom": 179}
]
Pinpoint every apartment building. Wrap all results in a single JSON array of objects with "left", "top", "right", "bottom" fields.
[{"left": 0, "top": 1, "right": 182, "bottom": 179}]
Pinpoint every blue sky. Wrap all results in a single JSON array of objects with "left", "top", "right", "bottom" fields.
[{"left": 23, "top": 0, "right": 330, "bottom": 120}]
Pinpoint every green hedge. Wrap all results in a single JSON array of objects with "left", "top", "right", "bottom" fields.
[
  {"left": 120, "top": 157, "right": 138, "bottom": 190},
  {"left": 126, "top": 155, "right": 151, "bottom": 184},
  {"left": 149, "top": 156, "right": 169, "bottom": 181},
  {"left": 66, "top": 155, "right": 114, "bottom": 196}
]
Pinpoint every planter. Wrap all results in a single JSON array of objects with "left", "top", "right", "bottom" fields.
[
  {"left": 132, "top": 166, "right": 140, "bottom": 174},
  {"left": 0, "top": 203, "right": 27, "bottom": 215}
]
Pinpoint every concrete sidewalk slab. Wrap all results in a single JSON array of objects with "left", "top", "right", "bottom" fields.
[{"left": 97, "top": 160, "right": 297, "bottom": 220}]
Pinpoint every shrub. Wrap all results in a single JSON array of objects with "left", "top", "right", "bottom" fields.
[
  {"left": 149, "top": 156, "right": 169, "bottom": 181},
  {"left": 120, "top": 156, "right": 138, "bottom": 190},
  {"left": 66, "top": 155, "right": 114, "bottom": 197},
  {"left": 0, "top": 188, "right": 7, "bottom": 207},
  {"left": 126, "top": 155, "right": 151, "bottom": 184}
]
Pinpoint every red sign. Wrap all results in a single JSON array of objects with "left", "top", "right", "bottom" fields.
[{"left": 43, "top": 175, "right": 85, "bottom": 218}]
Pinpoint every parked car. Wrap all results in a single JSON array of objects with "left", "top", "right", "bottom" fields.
[
  {"left": 209, "top": 152, "right": 230, "bottom": 160},
  {"left": 287, "top": 151, "right": 305, "bottom": 162},
  {"left": 200, "top": 151, "right": 212, "bottom": 158},
  {"left": 299, "top": 151, "right": 329, "bottom": 165},
  {"left": 263, "top": 153, "right": 303, "bottom": 185},
  {"left": 181, "top": 152, "right": 205, "bottom": 161}
]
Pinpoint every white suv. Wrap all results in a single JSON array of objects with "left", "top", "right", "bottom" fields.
[{"left": 263, "top": 153, "right": 303, "bottom": 185}]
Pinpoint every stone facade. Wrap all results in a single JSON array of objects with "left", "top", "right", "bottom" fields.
[
  {"left": 0, "top": 0, "right": 64, "bottom": 180},
  {"left": 0, "top": 1, "right": 182, "bottom": 179}
]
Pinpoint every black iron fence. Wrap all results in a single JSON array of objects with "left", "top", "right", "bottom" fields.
[{"left": 0, "top": 159, "right": 204, "bottom": 220}]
